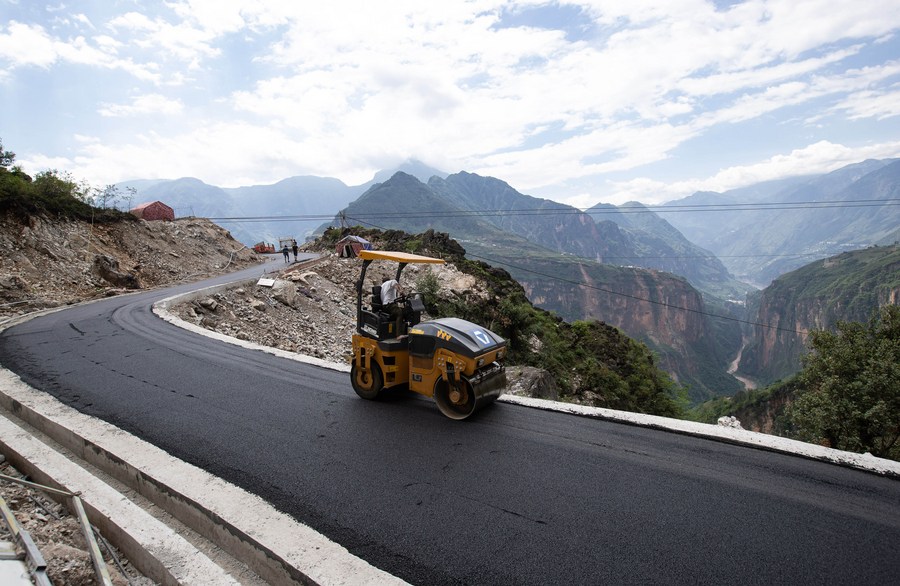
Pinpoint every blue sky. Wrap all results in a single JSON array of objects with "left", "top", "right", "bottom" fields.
[{"left": 2, "top": 1, "right": 900, "bottom": 206}]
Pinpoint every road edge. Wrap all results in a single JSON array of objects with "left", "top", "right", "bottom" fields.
[{"left": 154, "top": 280, "right": 900, "bottom": 480}]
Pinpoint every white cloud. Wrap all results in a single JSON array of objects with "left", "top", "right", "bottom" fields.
[
  {"left": 108, "top": 12, "right": 221, "bottom": 67},
  {"left": 604, "top": 140, "right": 900, "bottom": 205},
  {"left": 6, "top": 1, "right": 900, "bottom": 208},
  {"left": 0, "top": 19, "right": 161, "bottom": 82},
  {"left": 827, "top": 87, "right": 900, "bottom": 121},
  {"left": 98, "top": 94, "right": 185, "bottom": 117},
  {"left": 0, "top": 21, "right": 59, "bottom": 68}
]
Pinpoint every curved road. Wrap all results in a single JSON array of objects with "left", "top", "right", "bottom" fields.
[{"left": 1, "top": 262, "right": 898, "bottom": 585}]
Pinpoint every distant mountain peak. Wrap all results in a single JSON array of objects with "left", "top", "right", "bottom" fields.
[{"left": 371, "top": 159, "right": 448, "bottom": 185}]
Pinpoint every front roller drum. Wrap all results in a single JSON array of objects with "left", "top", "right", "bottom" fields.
[{"left": 433, "top": 365, "right": 506, "bottom": 420}]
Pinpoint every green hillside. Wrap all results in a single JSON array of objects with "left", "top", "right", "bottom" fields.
[
  {"left": 318, "top": 227, "right": 685, "bottom": 417},
  {"left": 740, "top": 244, "right": 900, "bottom": 383}
]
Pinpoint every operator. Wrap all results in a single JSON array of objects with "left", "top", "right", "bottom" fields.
[
  {"left": 380, "top": 278, "right": 402, "bottom": 305},
  {"left": 381, "top": 278, "right": 405, "bottom": 337}
]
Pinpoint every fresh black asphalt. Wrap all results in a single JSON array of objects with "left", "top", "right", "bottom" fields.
[{"left": 1, "top": 260, "right": 898, "bottom": 585}]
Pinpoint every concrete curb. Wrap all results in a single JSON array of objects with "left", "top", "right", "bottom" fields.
[
  {"left": 0, "top": 408, "right": 241, "bottom": 586},
  {"left": 496, "top": 395, "right": 900, "bottom": 478},
  {"left": 0, "top": 368, "right": 406, "bottom": 586}
]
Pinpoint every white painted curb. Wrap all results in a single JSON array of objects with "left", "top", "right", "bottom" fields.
[{"left": 496, "top": 395, "right": 900, "bottom": 477}]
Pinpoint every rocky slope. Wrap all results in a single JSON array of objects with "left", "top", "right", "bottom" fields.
[
  {"left": 170, "top": 251, "right": 490, "bottom": 365},
  {"left": 0, "top": 212, "right": 259, "bottom": 318}
]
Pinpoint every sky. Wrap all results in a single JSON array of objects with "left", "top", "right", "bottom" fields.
[{"left": 2, "top": 1, "right": 900, "bottom": 208}]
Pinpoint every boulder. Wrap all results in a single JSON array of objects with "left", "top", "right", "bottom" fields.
[
  {"left": 198, "top": 297, "right": 219, "bottom": 311},
  {"left": 271, "top": 280, "right": 298, "bottom": 308},
  {"left": 717, "top": 416, "right": 744, "bottom": 429},
  {"left": 92, "top": 255, "right": 141, "bottom": 289},
  {"left": 506, "top": 366, "right": 559, "bottom": 401}
]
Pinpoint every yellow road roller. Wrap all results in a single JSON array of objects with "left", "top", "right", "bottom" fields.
[{"left": 350, "top": 250, "right": 507, "bottom": 420}]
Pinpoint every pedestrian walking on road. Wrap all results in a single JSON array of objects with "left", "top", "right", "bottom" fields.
[
  {"left": 282, "top": 246, "right": 290, "bottom": 263},
  {"left": 292, "top": 242, "right": 298, "bottom": 261}
]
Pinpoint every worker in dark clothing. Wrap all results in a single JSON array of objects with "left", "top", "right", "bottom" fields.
[
  {"left": 282, "top": 246, "right": 290, "bottom": 263},
  {"left": 292, "top": 242, "right": 298, "bottom": 261}
]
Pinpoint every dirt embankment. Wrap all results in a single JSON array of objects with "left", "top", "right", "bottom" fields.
[
  {"left": 172, "top": 253, "right": 487, "bottom": 364},
  {"left": 0, "top": 212, "right": 260, "bottom": 318},
  {"left": 171, "top": 251, "right": 558, "bottom": 400}
]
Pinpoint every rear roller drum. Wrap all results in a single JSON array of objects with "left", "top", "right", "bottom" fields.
[{"left": 351, "top": 362, "right": 383, "bottom": 400}]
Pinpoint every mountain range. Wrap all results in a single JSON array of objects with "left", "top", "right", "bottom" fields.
[
  {"left": 658, "top": 159, "right": 900, "bottom": 286},
  {"left": 119, "top": 160, "right": 445, "bottom": 247},
  {"left": 119, "top": 157, "right": 900, "bottom": 403}
]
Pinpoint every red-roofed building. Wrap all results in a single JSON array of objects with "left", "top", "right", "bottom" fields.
[{"left": 130, "top": 201, "right": 175, "bottom": 221}]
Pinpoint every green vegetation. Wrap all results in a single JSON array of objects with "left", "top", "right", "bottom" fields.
[
  {"left": 764, "top": 246, "right": 900, "bottom": 323},
  {"left": 787, "top": 305, "right": 900, "bottom": 460},
  {"left": 321, "top": 226, "right": 685, "bottom": 417},
  {"left": 693, "top": 306, "right": 900, "bottom": 461},
  {"left": 0, "top": 138, "right": 130, "bottom": 222}
]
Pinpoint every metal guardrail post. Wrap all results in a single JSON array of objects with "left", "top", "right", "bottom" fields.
[
  {"left": 71, "top": 495, "right": 114, "bottom": 586},
  {"left": 1, "top": 473, "right": 113, "bottom": 586},
  {"left": 0, "top": 495, "right": 52, "bottom": 586}
]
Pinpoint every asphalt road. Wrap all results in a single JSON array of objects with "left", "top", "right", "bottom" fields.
[{"left": 1, "top": 262, "right": 899, "bottom": 585}]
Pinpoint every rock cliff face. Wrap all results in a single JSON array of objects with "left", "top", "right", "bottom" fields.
[
  {"left": 506, "top": 257, "right": 740, "bottom": 403},
  {"left": 739, "top": 245, "right": 900, "bottom": 383}
]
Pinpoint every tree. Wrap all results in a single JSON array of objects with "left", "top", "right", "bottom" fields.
[
  {"left": 99, "top": 184, "right": 121, "bottom": 209},
  {"left": 787, "top": 306, "right": 900, "bottom": 460},
  {"left": 0, "top": 139, "right": 15, "bottom": 169}
]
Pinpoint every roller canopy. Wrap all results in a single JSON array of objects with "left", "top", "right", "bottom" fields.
[{"left": 358, "top": 250, "right": 446, "bottom": 264}]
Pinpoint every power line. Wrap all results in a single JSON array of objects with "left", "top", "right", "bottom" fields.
[
  {"left": 203, "top": 211, "right": 855, "bottom": 261},
  {"left": 204, "top": 197, "right": 900, "bottom": 223},
  {"left": 463, "top": 252, "right": 803, "bottom": 334},
  {"left": 348, "top": 217, "right": 804, "bottom": 335}
]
